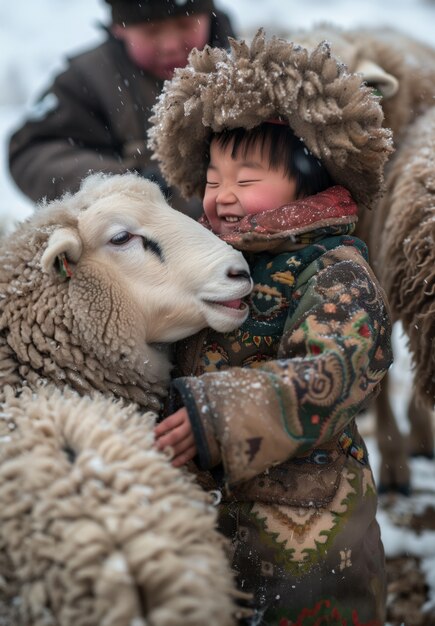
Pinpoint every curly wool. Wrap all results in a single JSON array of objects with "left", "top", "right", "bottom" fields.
[
  {"left": 287, "top": 24, "right": 435, "bottom": 145},
  {"left": 286, "top": 24, "right": 435, "bottom": 248},
  {"left": 0, "top": 190, "right": 166, "bottom": 410},
  {"left": 371, "top": 106, "right": 435, "bottom": 404},
  {"left": 148, "top": 29, "right": 393, "bottom": 210},
  {"left": 0, "top": 386, "right": 236, "bottom": 626},
  {"left": 0, "top": 175, "right": 242, "bottom": 624}
]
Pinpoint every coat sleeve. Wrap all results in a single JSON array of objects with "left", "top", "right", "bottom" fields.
[
  {"left": 173, "top": 245, "right": 393, "bottom": 486},
  {"left": 8, "top": 59, "right": 132, "bottom": 202}
]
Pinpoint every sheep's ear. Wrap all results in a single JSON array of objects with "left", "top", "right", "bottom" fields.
[
  {"left": 354, "top": 59, "right": 399, "bottom": 99},
  {"left": 41, "top": 227, "right": 83, "bottom": 278}
]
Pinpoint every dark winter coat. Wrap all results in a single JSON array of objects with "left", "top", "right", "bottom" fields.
[
  {"left": 8, "top": 11, "right": 235, "bottom": 217},
  {"left": 172, "top": 186, "right": 393, "bottom": 625}
]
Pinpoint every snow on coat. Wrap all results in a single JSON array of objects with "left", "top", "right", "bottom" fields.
[
  {"left": 285, "top": 24, "right": 435, "bottom": 491},
  {"left": 147, "top": 31, "right": 395, "bottom": 622},
  {"left": 172, "top": 187, "right": 393, "bottom": 624}
]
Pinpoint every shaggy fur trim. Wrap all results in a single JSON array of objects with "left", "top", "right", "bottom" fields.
[
  {"left": 149, "top": 29, "right": 393, "bottom": 210},
  {"left": 287, "top": 25, "right": 435, "bottom": 145},
  {"left": 0, "top": 386, "right": 236, "bottom": 625}
]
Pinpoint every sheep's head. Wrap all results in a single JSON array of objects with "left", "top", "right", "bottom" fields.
[{"left": 39, "top": 174, "right": 251, "bottom": 380}]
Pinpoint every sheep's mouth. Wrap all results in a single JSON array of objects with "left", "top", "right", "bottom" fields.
[{"left": 204, "top": 299, "right": 248, "bottom": 312}]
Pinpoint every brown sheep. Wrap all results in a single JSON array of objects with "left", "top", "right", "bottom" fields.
[
  {"left": 0, "top": 172, "right": 253, "bottom": 625},
  {"left": 287, "top": 23, "right": 435, "bottom": 493},
  {"left": 371, "top": 105, "right": 435, "bottom": 455}
]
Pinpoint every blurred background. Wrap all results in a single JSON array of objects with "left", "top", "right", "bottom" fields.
[
  {"left": 1, "top": 0, "right": 435, "bottom": 222},
  {"left": 1, "top": 1, "right": 435, "bottom": 623}
]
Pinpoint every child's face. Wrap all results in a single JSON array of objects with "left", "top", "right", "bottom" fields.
[
  {"left": 203, "top": 138, "right": 298, "bottom": 235},
  {"left": 112, "top": 14, "right": 210, "bottom": 80}
]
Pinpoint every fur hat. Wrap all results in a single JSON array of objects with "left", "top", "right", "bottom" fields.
[
  {"left": 148, "top": 30, "right": 394, "bottom": 210},
  {"left": 106, "top": 0, "right": 215, "bottom": 25}
]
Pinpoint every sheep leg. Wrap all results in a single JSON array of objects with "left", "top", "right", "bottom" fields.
[
  {"left": 375, "top": 373, "right": 411, "bottom": 495},
  {"left": 408, "top": 389, "right": 434, "bottom": 459}
]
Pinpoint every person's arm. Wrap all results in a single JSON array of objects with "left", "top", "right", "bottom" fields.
[
  {"left": 165, "top": 244, "right": 393, "bottom": 486},
  {"left": 8, "top": 58, "right": 132, "bottom": 202}
]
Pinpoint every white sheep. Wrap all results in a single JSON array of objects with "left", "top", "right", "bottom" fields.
[{"left": 0, "top": 172, "right": 253, "bottom": 626}]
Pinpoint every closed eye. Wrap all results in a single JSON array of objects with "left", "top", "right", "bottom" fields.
[
  {"left": 206, "top": 181, "right": 219, "bottom": 187},
  {"left": 238, "top": 180, "right": 261, "bottom": 185}
]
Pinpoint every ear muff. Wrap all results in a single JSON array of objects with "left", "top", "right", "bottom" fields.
[
  {"left": 41, "top": 227, "right": 83, "bottom": 278},
  {"left": 355, "top": 59, "right": 399, "bottom": 99}
]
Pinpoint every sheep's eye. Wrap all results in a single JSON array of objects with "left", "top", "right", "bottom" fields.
[{"left": 110, "top": 231, "right": 133, "bottom": 245}]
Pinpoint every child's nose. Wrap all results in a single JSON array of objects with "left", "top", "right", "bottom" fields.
[{"left": 216, "top": 186, "right": 237, "bottom": 204}]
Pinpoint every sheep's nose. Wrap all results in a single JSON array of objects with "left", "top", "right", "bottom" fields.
[{"left": 227, "top": 268, "right": 250, "bottom": 281}]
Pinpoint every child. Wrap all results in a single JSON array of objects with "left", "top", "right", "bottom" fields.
[
  {"left": 150, "top": 31, "right": 393, "bottom": 625},
  {"left": 8, "top": 0, "right": 235, "bottom": 218}
]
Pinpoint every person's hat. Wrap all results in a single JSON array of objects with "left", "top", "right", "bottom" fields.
[
  {"left": 106, "top": 0, "right": 215, "bottom": 25},
  {"left": 148, "top": 30, "right": 394, "bottom": 210}
]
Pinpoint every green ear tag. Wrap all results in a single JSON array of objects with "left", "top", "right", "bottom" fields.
[{"left": 58, "top": 253, "right": 73, "bottom": 278}]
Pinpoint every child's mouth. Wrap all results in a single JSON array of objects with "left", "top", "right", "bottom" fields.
[{"left": 223, "top": 216, "right": 240, "bottom": 223}]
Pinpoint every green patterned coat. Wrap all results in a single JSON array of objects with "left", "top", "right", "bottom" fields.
[{"left": 172, "top": 186, "right": 392, "bottom": 625}]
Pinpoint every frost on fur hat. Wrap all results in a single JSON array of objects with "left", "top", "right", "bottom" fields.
[{"left": 148, "top": 29, "right": 394, "bottom": 210}]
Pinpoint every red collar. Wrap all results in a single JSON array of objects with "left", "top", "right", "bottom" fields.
[{"left": 200, "top": 186, "right": 358, "bottom": 251}]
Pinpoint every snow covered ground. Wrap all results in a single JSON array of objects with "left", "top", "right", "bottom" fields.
[{"left": 1, "top": 0, "right": 435, "bottom": 623}]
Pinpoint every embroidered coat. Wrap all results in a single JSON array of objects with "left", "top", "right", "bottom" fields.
[{"left": 172, "top": 186, "right": 393, "bottom": 626}]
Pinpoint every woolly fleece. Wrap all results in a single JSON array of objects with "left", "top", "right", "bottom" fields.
[
  {"left": 0, "top": 173, "right": 242, "bottom": 625},
  {"left": 0, "top": 386, "right": 236, "bottom": 626},
  {"left": 0, "top": 177, "right": 167, "bottom": 411},
  {"left": 372, "top": 106, "right": 435, "bottom": 404},
  {"left": 287, "top": 25, "right": 435, "bottom": 145}
]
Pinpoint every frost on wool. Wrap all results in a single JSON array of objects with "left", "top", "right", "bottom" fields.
[
  {"left": 0, "top": 184, "right": 167, "bottom": 410},
  {"left": 0, "top": 387, "right": 237, "bottom": 626},
  {"left": 0, "top": 171, "right": 250, "bottom": 410},
  {"left": 0, "top": 172, "right": 252, "bottom": 626},
  {"left": 286, "top": 24, "right": 435, "bottom": 145}
]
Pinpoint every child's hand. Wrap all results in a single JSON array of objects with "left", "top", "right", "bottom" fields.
[{"left": 154, "top": 407, "right": 197, "bottom": 467}]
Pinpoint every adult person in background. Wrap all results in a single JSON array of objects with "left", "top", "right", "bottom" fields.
[{"left": 8, "top": 0, "right": 235, "bottom": 218}]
